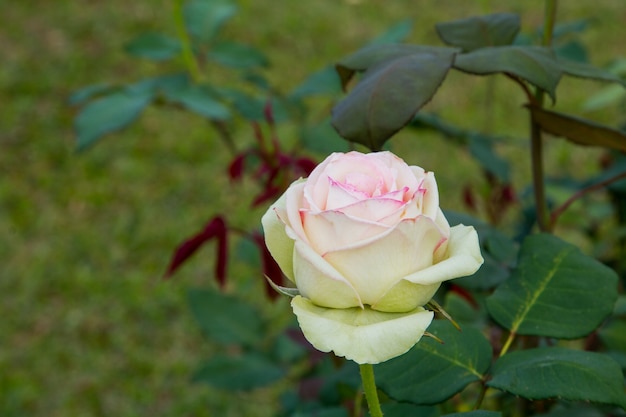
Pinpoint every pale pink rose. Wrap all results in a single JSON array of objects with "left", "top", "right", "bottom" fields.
[{"left": 262, "top": 151, "right": 482, "bottom": 364}]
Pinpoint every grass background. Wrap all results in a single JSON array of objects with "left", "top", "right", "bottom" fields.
[{"left": 1, "top": 1, "right": 624, "bottom": 416}]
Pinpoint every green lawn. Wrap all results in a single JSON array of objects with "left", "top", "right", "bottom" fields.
[{"left": 1, "top": 1, "right": 624, "bottom": 416}]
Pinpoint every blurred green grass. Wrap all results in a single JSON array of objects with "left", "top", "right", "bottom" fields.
[{"left": 1, "top": 1, "right": 624, "bottom": 416}]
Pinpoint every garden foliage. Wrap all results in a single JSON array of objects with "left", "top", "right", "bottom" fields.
[{"left": 72, "top": 2, "right": 626, "bottom": 416}]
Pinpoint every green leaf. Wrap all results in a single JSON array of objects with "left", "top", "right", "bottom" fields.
[
  {"left": 124, "top": 32, "right": 181, "bottom": 61},
  {"left": 369, "top": 19, "right": 413, "bottom": 45},
  {"left": 187, "top": 288, "right": 263, "bottom": 347},
  {"left": 436, "top": 13, "right": 520, "bottom": 52},
  {"left": 335, "top": 44, "right": 457, "bottom": 90},
  {"left": 68, "top": 82, "right": 114, "bottom": 106},
  {"left": 208, "top": 41, "right": 269, "bottom": 69},
  {"left": 74, "top": 90, "right": 152, "bottom": 150},
  {"left": 291, "top": 66, "right": 342, "bottom": 99},
  {"left": 598, "top": 319, "right": 626, "bottom": 351},
  {"left": 454, "top": 46, "right": 562, "bottom": 101},
  {"left": 558, "top": 58, "right": 626, "bottom": 84},
  {"left": 454, "top": 255, "right": 510, "bottom": 290},
  {"left": 532, "top": 405, "right": 605, "bottom": 417},
  {"left": 192, "top": 352, "right": 285, "bottom": 390},
  {"left": 376, "top": 320, "right": 492, "bottom": 405},
  {"left": 486, "top": 234, "right": 618, "bottom": 338},
  {"left": 378, "top": 403, "right": 438, "bottom": 417},
  {"left": 528, "top": 105, "right": 626, "bottom": 152},
  {"left": 164, "top": 84, "right": 230, "bottom": 120},
  {"left": 488, "top": 347, "right": 626, "bottom": 408},
  {"left": 332, "top": 49, "right": 455, "bottom": 150},
  {"left": 443, "top": 412, "right": 501, "bottom": 417},
  {"left": 443, "top": 292, "right": 485, "bottom": 328},
  {"left": 184, "top": 0, "right": 237, "bottom": 43},
  {"left": 583, "top": 84, "right": 626, "bottom": 111},
  {"left": 293, "top": 408, "right": 349, "bottom": 417}
]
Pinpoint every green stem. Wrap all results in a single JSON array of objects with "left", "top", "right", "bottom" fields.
[
  {"left": 174, "top": 0, "right": 202, "bottom": 83},
  {"left": 530, "top": 0, "right": 558, "bottom": 233},
  {"left": 360, "top": 364, "right": 384, "bottom": 417}
]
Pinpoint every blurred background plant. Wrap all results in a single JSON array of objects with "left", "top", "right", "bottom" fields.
[{"left": 2, "top": 1, "right": 625, "bottom": 416}]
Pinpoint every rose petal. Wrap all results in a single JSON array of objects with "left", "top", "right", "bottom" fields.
[
  {"left": 404, "top": 224, "right": 484, "bottom": 285},
  {"left": 323, "top": 216, "right": 446, "bottom": 307},
  {"left": 261, "top": 189, "right": 296, "bottom": 282},
  {"left": 291, "top": 296, "right": 434, "bottom": 364},
  {"left": 338, "top": 197, "right": 406, "bottom": 224},
  {"left": 294, "top": 241, "right": 362, "bottom": 309},
  {"left": 371, "top": 281, "right": 441, "bottom": 313},
  {"left": 302, "top": 210, "right": 389, "bottom": 254}
]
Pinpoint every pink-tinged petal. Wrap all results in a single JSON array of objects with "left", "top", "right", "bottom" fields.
[
  {"left": 293, "top": 241, "right": 362, "bottom": 309},
  {"left": 338, "top": 197, "right": 407, "bottom": 223},
  {"left": 291, "top": 296, "right": 434, "bottom": 364},
  {"left": 323, "top": 216, "right": 447, "bottom": 307},
  {"left": 404, "top": 224, "right": 483, "bottom": 285},
  {"left": 371, "top": 281, "right": 441, "bottom": 312},
  {"left": 261, "top": 189, "right": 296, "bottom": 283},
  {"left": 325, "top": 178, "right": 366, "bottom": 209},
  {"left": 302, "top": 210, "right": 390, "bottom": 254},
  {"left": 283, "top": 181, "right": 309, "bottom": 243}
]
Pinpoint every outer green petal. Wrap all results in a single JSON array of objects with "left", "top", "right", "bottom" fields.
[
  {"left": 404, "top": 224, "right": 483, "bottom": 286},
  {"left": 261, "top": 187, "right": 296, "bottom": 282},
  {"left": 372, "top": 281, "right": 441, "bottom": 313},
  {"left": 291, "top": 296, "right": 434, "bottom": 364}
]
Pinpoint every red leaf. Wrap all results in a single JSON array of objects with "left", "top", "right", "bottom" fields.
[
  {"left": 449, "top": 284, "right": 479, "bottom": 309},
  {"left": 294, "top": 157, "right": 317, "bottom": 176},
  {"left": 462, "top": 185, "right": 477, "bottom": 211},
  {"left": 253, "top": 232, "right": 285, "bottom": 300},
  {"left": 264, "top": 100, "right": 275, "bottom": 126},
  {"left": 228, "top": 153, "right": 247, "bottom": 181},
  {"left": 164, "top": 216, "right": 228, "bottom": 289}
]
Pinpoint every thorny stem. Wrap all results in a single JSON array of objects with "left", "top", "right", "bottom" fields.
[{"left": 360, "top": 364, "right": 384, "bottom": 417}]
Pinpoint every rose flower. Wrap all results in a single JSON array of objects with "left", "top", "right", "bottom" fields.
[{"left": 262, "top": 151, "right": 483, "bottom": 364}]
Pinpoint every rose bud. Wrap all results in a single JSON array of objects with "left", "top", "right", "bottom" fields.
[{"left": 262, "top": 151, "right": 483, "bottom": 364}]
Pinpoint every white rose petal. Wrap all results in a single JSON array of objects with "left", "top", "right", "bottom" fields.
[{"left": 291, "top": 296, "right": 434, "bottom": 364}]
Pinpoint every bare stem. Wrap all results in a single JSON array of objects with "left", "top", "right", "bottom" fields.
[
  {"left": 550, "top": 170, "right": 626, "bottom": 230},
  {"left": 360, "top": 364, "right": 384, "bottom": 417}
]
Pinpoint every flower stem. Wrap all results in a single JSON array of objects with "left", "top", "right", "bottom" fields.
[{"left": 360, "top": 363, "right": 384, "bottom": 417}]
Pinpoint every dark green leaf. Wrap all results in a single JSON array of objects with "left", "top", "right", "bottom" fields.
[
  {"left": 532, "top": 405, "right": 605, "bottom": 417},
  {"left": 614, "top": 295, "right": 626, "bottom": 316},
  {"left": 74, "top": 90, "right": 152, "bottom": 150},
  {"left": 369, "top": 19, "right": 413, "bottom": 45},
  {"left": 598, "top": 319, "right": 626, "bottom": 351},
  {"left": 528, "top": 105, "right": 626, "bottom": 152},
  {"left": 124, "top": 32, "right": 181, "bottom": 61},
  {"left": 184, "top": 0, "right": 237, "bottom": 43},
  {"left": 558, "top": 58, "right": 626, "bottom": 84},
  {"left": 332, "top": 49, "right": 455, "bottom": 150},
  {"left": 488, "top": 347, "right": 626, "bottom": 408},
  {"left": 377, "top": 403, "right": 438, "bottom": 417},
  {"left": 293, "top": 408, "right": 349, "bottom": 417},
  {"left": 436, "top": 13, "right": 520, "bottom": 52},
  {"left": 443, "top": 292, "right": 485, "bottom": 328},
  {"left": 454, "top": 46, "right": 562, "bottom": 101},
  {"left": 192, "top": 352, "right": 284, "bottom": 390},
  {"left": 376, "top": 320, "right": 492, "bottom": 405},
  {"left": 68, "top": 83, "right": 114, "bottom": 106},
  {"left": 187, "top": 288, "right": 263, "bottom": 347},
  {"left": 335, "top": 44, "right": 457, "bottom": 90},
  {"left": 291, "top": 66, "right": 342, "bottom": 99},
  {"left": 208, "top": 41, "right": 269, "bottom": 69},
  {"left": 555, "top": 40, "right": 588, "bottom": 63},
  {"left": 486, "top": 234, "right": 618, "bottom": 338},
  {"left": 454, "top": 255, "right": 510, "bottom": 290},
  {"left": 468, "top": 134, "right": 510, "bottom": 182},
  {"left": 443, "top": 412, "right": 501, "bottom": 417},
  {"left": 164, "top": 84, "right": 230, "bottom": 120}
]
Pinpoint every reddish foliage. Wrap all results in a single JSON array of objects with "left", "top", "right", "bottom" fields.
[{"left": 164, "top": 216, "right": 228, "bottom": 288}]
